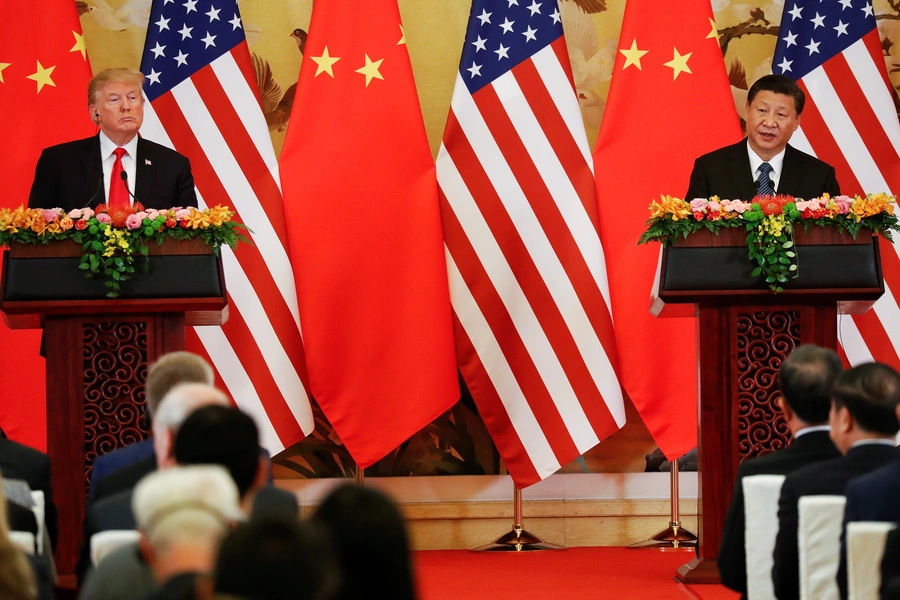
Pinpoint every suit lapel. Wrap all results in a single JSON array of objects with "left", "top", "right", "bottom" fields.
[
  {"left": 135, "top": 137, "right": 155, "bottom": 205},
  {"left": 778, "top": 145, "right": 806, "bottom": 197},
  {"left": 83, "top": 135, "right": 106, "bottom": 204},
  {"left": 725, "top": 139, "right": 757, "bottom": 200}
]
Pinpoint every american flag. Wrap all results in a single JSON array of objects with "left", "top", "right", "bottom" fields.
[
  {"left": 773, "top": 1, "right": 900, "bottom": 368},
  {"left": 138, "top": 0, "right": 314, "bottom": 452},
  {"left": 436, "top": 0, "right": 626, "bottom": 486}
]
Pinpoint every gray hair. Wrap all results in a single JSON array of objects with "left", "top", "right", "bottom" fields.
[{"left": 152, "top": 383, "right": 229, "bottom": 439}]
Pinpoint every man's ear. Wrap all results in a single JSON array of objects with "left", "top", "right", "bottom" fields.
[
  {"left": 253, "top": 455, "right": 269, "bottom": 491},
  {"left": 778, "top": 397, "right": 794, "bottom": 421},
  {"left": 138, "top": 533, "right": 156, "bottom": 568}
]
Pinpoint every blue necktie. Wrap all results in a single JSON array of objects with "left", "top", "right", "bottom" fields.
[{"left": 757, "top": 162, "right": 775, "bottom": 197}]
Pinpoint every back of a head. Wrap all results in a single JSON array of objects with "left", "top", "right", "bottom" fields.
[
  {"left": 145, "top": 352, "right": 214, "bottom": 417},
  {"left": 133, "top": 465, "right": 240, "bottom": 553},
  {"left": 312, "top": 484, "right": 415, "bottom": 600},
  {"left": 215, "top": 519, "right": 338, "bottom": 600},
  {"left": 152, "top": 383, "right": 229, "bottom": 438},
  {"left": 778, "top": 344, "right": 843, "bottom": 424},
  {"left": 173, "top": 405, "right": 260, "bottom": 498},
  {"left": 830, "top": 362, "right": 900, "bottom": 435}
]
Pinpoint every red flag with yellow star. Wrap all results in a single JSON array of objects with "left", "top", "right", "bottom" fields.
[
  {"left": 279, "top": 0, "right": 459, "bottom": 468},
  {"left": 0, "top": 1, "right": 93, "bottom": 450},
  {"left": 593, "top": 2, "right": 741, "bottom": 460}
]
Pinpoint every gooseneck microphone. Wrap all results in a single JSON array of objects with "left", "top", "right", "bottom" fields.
[
  {"left": 81, "top": 136, "right": 103, "bottom": 209},
  {"left": 120, "top": 170, "right": 141, "bottom": 204}
]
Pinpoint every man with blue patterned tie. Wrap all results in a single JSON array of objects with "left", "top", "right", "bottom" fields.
[{"left": 685, "top": 74, "right": 840, "bottom": 201}]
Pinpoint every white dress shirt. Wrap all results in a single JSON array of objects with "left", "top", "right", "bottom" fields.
[
  {"left": 747, "top": 141, "right": 786, "bottom": 193},
  {"left": 98, "top": 132, "right": 139, "bottom": 205}
]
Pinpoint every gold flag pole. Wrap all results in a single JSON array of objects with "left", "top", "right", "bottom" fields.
[
  {"left": 629, "top": 459, "right": 697, "bottom": 550},
  {"left": 473, "top": 482, "right": 564, "bottom": 552},
  {"left": 356, "top": 464, "right": 364, "bottom": 487}
]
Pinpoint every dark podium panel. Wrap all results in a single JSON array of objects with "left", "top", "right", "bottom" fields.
[
  {"left": 653, "top": 227, "right": 883, "bottom": 584},
  {"left": 0, "top": 239, "right": 228, "bottom": 574}
]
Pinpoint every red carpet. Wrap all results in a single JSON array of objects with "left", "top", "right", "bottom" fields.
[{"left": 414, "top": 547, "right": 741, "bottom": 600}]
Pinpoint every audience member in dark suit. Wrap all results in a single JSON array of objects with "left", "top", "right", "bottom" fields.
[
  {"left": 686, "top": 74, "right": 840, "bottom": 201},
  {"left": 1, "top": 474, "right": 52, "bottom": 600},
  {"left": 78, "top": 384, "right": 230, "bottom": 584},
  {"left": 838, "top": 394, "right": 900, "bottom": 599},
  {"left": 82, "top": 402, "right": 298, "bottom": 599},
  {"left": 134, "top": 466, "right": 241, "bottom": 600},
  {"left": 772, "top": 362, "right": 900, "bottom": 600},
  {"left": 879, "top": 528, "right": 900, "bottom": 600},
  {"left": 313, "top": 484, "right": 415, "bottom": 600},
  {"left": 5, "top": 500, "right": 38, "bottom": 537},
  {"left": 28, "top": 68, "right": 197, "bottom": 212},
  {"left": 717, "top": 344, "right": 843, "bottom": 598},
  {"left": 214, "top": 519, "right": 338, "bottom": 600},
  {"left": 89, "top": 351, "right": 215, "bottom": 502},
  {"left": 0, "top": 436, "right": 58, "bottom": 550}
]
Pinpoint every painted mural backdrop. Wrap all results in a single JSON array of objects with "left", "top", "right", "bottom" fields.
[{"left": 77, "top": 0, "right": 900, "bottom": 477}]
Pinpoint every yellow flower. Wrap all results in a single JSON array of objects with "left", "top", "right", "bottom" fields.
[
  {"left": 650, "top": 195, "right": 691, "bottom": 221},
  {"left": 59, "top": 217, "right": 75, "bottom": 231},
  {"left": 45, "top": 222, "right": 62, "bottom": 235},
  {"left": 185, "top": 209, "right": 209, "bottom": 229},
  {"left": 31, "top": 215, "right": 48, "bottom": 235}
]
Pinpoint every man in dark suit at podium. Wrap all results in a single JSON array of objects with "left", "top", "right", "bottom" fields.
[
  {"left": 686, "top": 74, "right": 840, "bottom": 201},
  {"left": 717, "top": 345, "right": 843, "bottom": 598},
  {"left": 772, "top": 362, "right": 900, "bottom": 600},
  {"left": 27, "top": 67, "right": 197, "bottom": 211}
]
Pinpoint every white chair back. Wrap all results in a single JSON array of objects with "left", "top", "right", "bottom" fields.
[
  {"left": 91, "top": 530, "right": 141, "bottom": 566},
  {"left": 30, "top": 490, "right": 45, "bottom": 556},
  {"left": 847, "top": 521, "right": 896, "bottom": 600},
  {"left": 8, "top": 531, "right": 36, "bottom": 555},
  {"left": 799, "top": 495, "right": 846, "bottom": 600},
  {"left": 743, "top": 474, "right": 786, "bottom": 600}
]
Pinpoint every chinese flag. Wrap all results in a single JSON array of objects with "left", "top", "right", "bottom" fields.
[
  {"left": 593, "top": 2, "right": 741, "bottom": 460},
  {"left": 0, "top": 1, "right": 94, "bottom": 450},
  {"left": 279, "top": 0, "right": 459, "bottom": 467}
]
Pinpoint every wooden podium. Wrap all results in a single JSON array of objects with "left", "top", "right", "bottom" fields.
[
  {"left": 652, "top": 227, "right": 884, "bottom": 583},
  {"left": 0, "top": 239, "right": 228, "bottom": 574}
]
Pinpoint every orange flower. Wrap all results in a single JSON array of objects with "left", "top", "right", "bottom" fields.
[
  {"left": 59, "top": 217, "right": 74, "bottom": 231},
  {"left": 31, "top": 215, "right": 48, "bottom": 235},
  {"left": 753, "top": 194, "right": 794, "bottom": 216}
]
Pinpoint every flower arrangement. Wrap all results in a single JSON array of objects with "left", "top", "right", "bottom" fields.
[
  {"left": 0, "top": 203, "right": 249, "bottom": 297},
  {"left": 639, "top": 193, "right": 900, "bottom": 292}
]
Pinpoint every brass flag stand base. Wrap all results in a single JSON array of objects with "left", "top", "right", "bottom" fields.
[
  {"left": 629, "top": 460, "right": 697, "bottom": 551},
  {"left": 473, "top": 484, "right": 565, "bottom": 552}
]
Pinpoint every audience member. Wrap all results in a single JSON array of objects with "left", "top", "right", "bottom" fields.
[
  {"left": 718, "top": 344, "right": 843, "bottom": 598},
  {"left": 0, "top": 473, "right": 47, "bottom": 600},
  {"left": 82, "top": 404, "right": 297, "bottom": 600},
  {"left": 214, "top": 519, "right": 338, "bottom": 600},
  {"left": 313, "top": 484, "right": 416, "bottom": 600},
  {"left": 0, "top": 432, "right": 58, "bottom": 551},
  {"left": 89, "top": 352, "right": 214, "bottom": 503},
  {"left": 772, "top": 362, "right": 900, "bottom": 600},
  {"left": 78, "top": 384, "right": 229, "bottom": 584},
  {"left": 134, "top": 466, "right": 241, "bottom": 600}
]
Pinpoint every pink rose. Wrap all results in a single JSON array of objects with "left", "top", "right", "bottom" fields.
[
  {"left": 690, "top": 198, "right": 707, "bottom": 212},
  {"left": 175, "top": 208, "right": 191, "bottom": 220},
  {"left": 96, "top": 213, "right": 112, "bottom": 224},
  {"left": 707, "top": 200, "right": 721, "bottom": 212},
  {"left": 41, "top": 209, "right": 59, "bottom": 222},
  {"left": 135, "top": 211, "right": 148, "bottom": 221},
  {"left": 125, "top": 214, "right": 143, "bottom": 230},
  {"left": 67, "top": 209, "right": 83, "bottom": 220},
  {"left": 146, "top": 209, "right": 161, "bottom": 220},
  {"left": 835, "top": 195, "right": 852, "bottom": 214},
  {"left": 82, "top": 208, "right": 95, "bottom": 219}
]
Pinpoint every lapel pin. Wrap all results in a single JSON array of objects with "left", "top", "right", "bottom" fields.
[{"left": 145, "top": 159, "right": 152, "bottom": 166}]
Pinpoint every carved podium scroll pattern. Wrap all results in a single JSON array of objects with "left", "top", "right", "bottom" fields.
[
  {"left": 736, "top": 310, "right": 798, "bottom": 462},
  {"left": 83, "top": 321, "right": 150, "bottom": 490}
]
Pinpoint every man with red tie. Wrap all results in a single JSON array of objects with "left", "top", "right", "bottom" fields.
[{"left": 28, "top": 68, "right": 197, "bottom": 211}]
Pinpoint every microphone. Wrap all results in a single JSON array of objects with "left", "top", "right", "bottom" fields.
[{"left": 120, "top": 170, "right": 140, "bottom": 204}]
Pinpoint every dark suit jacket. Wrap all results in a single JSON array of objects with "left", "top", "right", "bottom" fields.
[
  {"left": 0, "top": 438, "right": 58, "bottom": 550},
  {"left": 7, "top": 500, "right": 38, "bottom": 535},
  {"left": 772, "top": 443, "right": 900, "bottom": 600},
  {"left": 840, "top": 459, "right": 900, "bottom": 600},
  {"left": 90, "top": 455, "right": 157, "bottom": 507},
  {"left": 881, "top": 528, "right": 900, "bottom": 600},
  {"left": 89, "top": 439, "right": 156, "bottom": 502},
  {"left": 685, "top": 139, "right": 841, "bottom": 201},
  {"left": 28, "top": 135, "right": 197, "bottom": 211},
  {"left": 717, "top": 430, "right": 840, "bottom": 597}
]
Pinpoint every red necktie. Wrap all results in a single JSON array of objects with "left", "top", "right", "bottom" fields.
[{"left": 109, "top": 147, "right": 129, "bottom": 209}]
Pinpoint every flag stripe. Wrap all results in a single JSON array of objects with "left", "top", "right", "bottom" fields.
[
  {"left": 860, "top": 30, "right": 895, "bottom": 101},
  {"left": 534, "top": 39, "right": 592, "bottom": 166},
  {"left": 445, "top": 245, "right": 563, "bottom": 479},
  {"left": 848, "top": 36, "right": 900, "bottom": 159},
  {"left": 872, "top": 281, "right": 900, "bottom": 357},
  {"left": 450, "top": 308, "right": 548, "bottom": 485},
  {"left": 850, "top": 309, "right": 900, "bottom": 366},
  {"left": 840, "top": 315, "right": 875, "bottom": 364},
  {"left": 794, "top": 88, "right": 864, "bottom": 194},
  {"left": 822, "top": 55, "right": 900, "bottom": 191},
  {"left": 190, "top": 66, "right": 292, "bottom": 250},
  {"left": 439, "top": 148, "right": 586, "bottom": 460},
  {"left": 440, "top": 119, "right": 618, "bottom": 438}
]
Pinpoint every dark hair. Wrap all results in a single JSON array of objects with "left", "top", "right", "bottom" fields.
[
  {"left": 831, "top": 362, "right": 900, "bottom": 435},
  {"left": 173, "top": 405, "right": 259, "bottom": 498},
  {"left": 747, "top": 74, "right": 805, "bottom": 115},
  {"left": 312, "top": 485, "right": 415, "bottom": 600},
  {"left": 778, "top": 344, "right": 843, "bottom": 424},
  {"left": 215, "top": 519, "right": 338, "bottom": 600}
]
